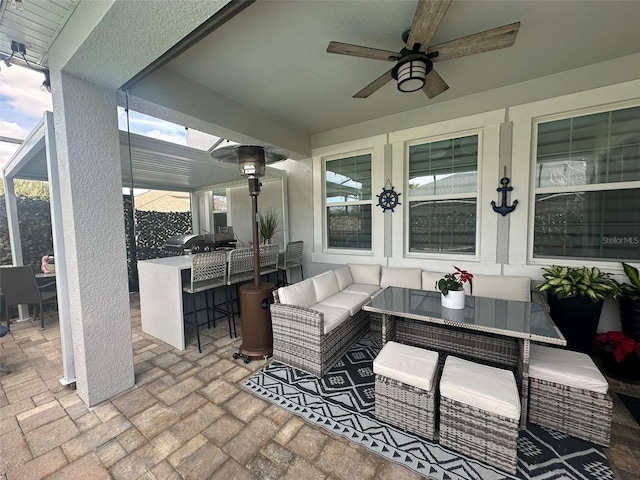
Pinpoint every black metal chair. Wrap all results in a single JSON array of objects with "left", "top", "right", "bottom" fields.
[
  {"left": 277, "top": 240, "right": 304, "bottom": 286},
  {"left": 0, "top": 265, "right": 57, "bottom": 330},
  {"left": 183, "top": 251, "right": 230, "bottom": 353}
]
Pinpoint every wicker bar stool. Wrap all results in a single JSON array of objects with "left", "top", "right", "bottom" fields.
[
  {"left": 224, "top": 247, "right": 255, "bottom": 326},
  {"left": 259, "top": 244, "right": 279, "bottom": 285},
  {"left": 373, "top": 341, "right": 439, "bottom": 440},
  {"left": 183, "top": 251, "right": 231, "bottom": 353},
  {"left": 277, "top": 240, "right": 304, "bottom": 286},
  {"left": 528, "top": 344, "right": 612, "bottom": 446},
  {"left": 439, "top": 356, "right": 520, "bottom": 475}
]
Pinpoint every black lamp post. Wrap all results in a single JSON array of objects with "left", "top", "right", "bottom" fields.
[{"left": 211, "top": 144, "right": 287, "bottom": 363}]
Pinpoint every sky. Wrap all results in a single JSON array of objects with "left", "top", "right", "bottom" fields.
[
  {"left": 0, "top": 64, "right": 189, "bottom": 170},
  {"left": 0, "top": 65, "right": 52, "bottom": 167}
]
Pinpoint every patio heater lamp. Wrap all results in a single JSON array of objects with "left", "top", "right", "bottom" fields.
[{"left": 211, "top": 144, "right": 287, "bottom": 363}]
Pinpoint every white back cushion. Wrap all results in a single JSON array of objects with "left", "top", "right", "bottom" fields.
[
  {"left": 380, "top": 267, "right": 422, "bottom": 289},
  {"left": 277, "top": 278, "right": 317, "bottom": 308},
  {"left": 312, "top": 270, "right": 340, "bottom": 303},
  {"left": 472, "top": 274, "right": 531, "bottom": 302},
  {"left": 421, "top": 271, "right": 447, "bottom": 292},
  {"left": 334, "top": 265, "right": 354, "bottom": 290},
  {"left": 348, "top": 264, "right": 381, "bottom": 286}
]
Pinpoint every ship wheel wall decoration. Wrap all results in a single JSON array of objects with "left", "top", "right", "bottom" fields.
[{"left": 376, "top": 181, "right": 401, "bottom": 212}]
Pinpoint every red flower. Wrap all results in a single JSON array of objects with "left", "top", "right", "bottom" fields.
[
  {"left": 452, "top": 266, "right": 473, "bottom": 294},
  {"left": 594, "top": 331, "right": 640, "bottom": 363}
]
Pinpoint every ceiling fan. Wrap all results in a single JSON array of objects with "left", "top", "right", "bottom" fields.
[{"left": 326, "top": 0, "right": 520, "bottom": 99}]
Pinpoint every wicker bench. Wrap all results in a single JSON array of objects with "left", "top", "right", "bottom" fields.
[
  {"left": 439, "top": 356, "right": 520, "bottom": 475},
  {"left": 528, "top": 344, "right": 612, "bottom": 446},
  {"left": 373, "top": 341, "right": 439, "bottom": 440}
]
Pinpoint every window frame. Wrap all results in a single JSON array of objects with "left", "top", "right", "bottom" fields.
[
  {"left": 388, "top": 109, "right": 504, "bottom": 269},
  {"left": 324, "top": 152, "right": 373, "bottom": 251},
  {"left": 312, "top": 135, "right": 386, "bottom": 264},
  {"left": 530, "top": 105, "right": 640, "bottom": 262},
  {"left": 404, "top": 131, "right": 481, "bottom": 257},
  {"left": 508, "top": 79, "right": 640, "bottom": 274}
]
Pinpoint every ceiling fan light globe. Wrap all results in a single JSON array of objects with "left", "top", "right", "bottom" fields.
[
  {"left": 397, "top": 60, "right": 426, "bottom": 92},
  {"left": 392, "top": 54, "right": 432, "bottom": 93}
]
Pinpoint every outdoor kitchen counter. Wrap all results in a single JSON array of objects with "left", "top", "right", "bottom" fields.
[{"left": 138, "top": 255, "right": 194, "bottom": 350}]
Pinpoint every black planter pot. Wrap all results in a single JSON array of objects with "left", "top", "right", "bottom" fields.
[
  {"left": 620, "top": 297, "right": 640, "bottom": 342},
  {"left": 600, "top": 350, "right": 640, "bottom": 381},
  {"left": 547, "top": 292, "right": 604, "bottom": 354}
]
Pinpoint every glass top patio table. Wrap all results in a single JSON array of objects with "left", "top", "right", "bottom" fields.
[
  {"left": 364, "top": 287, "right": 566, "bottom": 345},
  {"left": 365, "top": 286, "right": 566, "bottom": 428}
]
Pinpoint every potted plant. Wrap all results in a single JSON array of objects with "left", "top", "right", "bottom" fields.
[
  {"left": 594, "top": 331, "right": 640, "bottom": 381},
  {"left": 613, "top": 262, "right": 640, "bottom": 342},
  {"left": 536, "top": 265, "right": 618, "bottom": 353},
  {"left": 257, "top": 208, "right": 279, "bottom": 245},
  {"left": 436, "top": 266, "right": 473, "bottom": 310}
]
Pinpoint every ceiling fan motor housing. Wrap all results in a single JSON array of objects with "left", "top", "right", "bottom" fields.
[{"left": 391, "top": 51, "right": 433, "bottom": 92}]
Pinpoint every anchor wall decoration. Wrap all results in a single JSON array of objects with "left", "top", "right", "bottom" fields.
[{"left": 491, "top": 167, "right": 518, "bottom": 216}]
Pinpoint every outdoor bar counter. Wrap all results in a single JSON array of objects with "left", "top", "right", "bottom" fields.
[{"left": 138, "top": 255, "right": 194, "bottom": 350}]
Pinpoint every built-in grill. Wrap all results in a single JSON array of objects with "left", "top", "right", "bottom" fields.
[{"left": 163, "top": 232, "right": 236, "bottom": 255}]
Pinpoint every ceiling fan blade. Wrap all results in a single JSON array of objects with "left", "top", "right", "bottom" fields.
[
  {"left": 422, "top": 68, "right": 449, "bottom": 99},
  {"left": 406, "top": 0, "right": 453, "bottom": 52},
  {"left": 327, "top": 41, "right": 399, "bottom": 61},
  {"left": 428, "top": 22, "right": 520, "bottom": 62},
  {"left": 353, "top": 69, "right": 394, "bottom": 98}
]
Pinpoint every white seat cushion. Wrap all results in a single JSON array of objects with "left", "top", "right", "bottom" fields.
[
  {"left": 342, "top": 283, "right": 381, "bottom": 297},
  {"left": 334, "top": 265, "right": 354, "bottom": 290},
  {"left": 312, "top": 270, "right": 340, "bottom": 302},
  {"left": 277, "top": 278, "right": 317, "bottom": 308},
  {"left": 440, "top": 356, "right": 521, "bottom": 420},
  {"left": 529, "top": 344, "right": 609, "bottom": 394},
  {"left": 373, "top": 341, "right": 439, "bottom": 391},
  {"left": 309, "top": 303, "right": 350, "bottom": 334},
  {"left": 348, "top": 264, "right": 381, "bottom": 286},
  {"left": 472, "top": 274, "right": 531, "bottom": 302},
  {"left": 380, "top": 267, "right": 422, "bottom": 289},
  {"left": 320, "top": 292, "right": 370, "bottom": 316}
]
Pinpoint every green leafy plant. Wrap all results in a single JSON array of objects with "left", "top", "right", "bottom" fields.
[
  {"left": 436, "top": 266, "right": 473, "bottom": 296},
  {"left": 536, "top": 265, "right": 618, "bottom": 302},
  {"left": 614, "top": 262, "right": 640, "bottom": 301},
  {"left": 257, "top": 208, "right": 279, "bottom": 244}
]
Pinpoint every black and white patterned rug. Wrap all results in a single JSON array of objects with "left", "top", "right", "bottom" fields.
[{"left": 243, "top": 335, "right": 613, "bottom": 480}]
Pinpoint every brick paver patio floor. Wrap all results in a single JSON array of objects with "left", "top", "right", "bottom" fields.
[{"left": 1, "top": 294, "right": 639, "bottom": 479}]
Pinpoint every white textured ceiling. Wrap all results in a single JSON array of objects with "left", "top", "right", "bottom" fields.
[{"left": 165, "top": 0, "right": 640, "bottom": 135}]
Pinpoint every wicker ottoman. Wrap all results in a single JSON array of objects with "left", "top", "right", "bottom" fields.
[
  {"left": 373, "top": 341, "right": 439, "bottom": 440},
  {"left": 528, "top": 344, "right": 612, "bottom": 446},
  {"left": 439, "top": 356, "right": 520, "bottom": 475}
]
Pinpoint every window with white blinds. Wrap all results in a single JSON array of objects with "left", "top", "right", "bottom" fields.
[
  {"left": 325, "top": 154, "right": 372, "bottom": 250},
  {"left": 407, "top": 135, "right": 478, "bottom": 254},
  {"left": 533, "top": 105, "right": 640, "bottom": 260}
]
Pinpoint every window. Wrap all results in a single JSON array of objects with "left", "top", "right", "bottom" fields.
[
  {"left": 325, "top": 154, "right": 372, "bottom": 249},
  {"left": 407, "top": 135, "right": 478, "bottom": 254},
  {"left": 533, "top": 105, "right": 640, "bottom": 260},
  {"left": 212, "top": 189, "right": 228, "bottom": 233}
]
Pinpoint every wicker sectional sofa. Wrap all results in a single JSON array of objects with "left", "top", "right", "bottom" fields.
[{"left": 270, "top": 263, "right": 532, "bottom": 377}]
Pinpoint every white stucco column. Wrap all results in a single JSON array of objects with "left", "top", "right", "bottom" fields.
[{"left": 51, "top": 70, "right": 134, "bottom": 406}]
